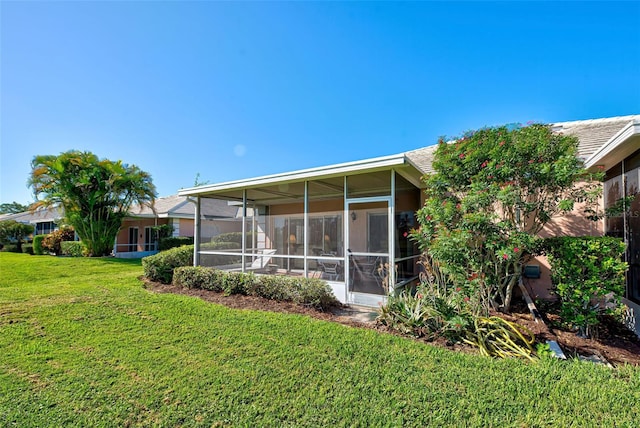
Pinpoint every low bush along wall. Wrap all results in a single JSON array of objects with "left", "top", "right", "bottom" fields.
[
  {"left": 173, "top": 266, "right": 340, "bottom": 311},
  {"left": 142, "top": 245, "right": 194, "bottom": 284},
  {"left": 143, "top": 243, "right": 339, "bottom": 310}
]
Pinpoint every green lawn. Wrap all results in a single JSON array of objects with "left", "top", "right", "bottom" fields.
[{"left": 1, "top": 253, "right": 639, "bottom": 427}]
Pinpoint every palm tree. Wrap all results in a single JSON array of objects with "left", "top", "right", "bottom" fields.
[{"left": 29, "top": 150, "right": 156, "bottom": 256}]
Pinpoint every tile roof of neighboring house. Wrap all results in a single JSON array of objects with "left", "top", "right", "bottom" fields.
[
  {"left": 404, "top": 115, "right": 640, "bottom": 176},
  {"left": 128, "top": 195, "right": 239, "bottom": 219},
  {"left": 0, "top": 206, "right": 63, "bottom": 224}
]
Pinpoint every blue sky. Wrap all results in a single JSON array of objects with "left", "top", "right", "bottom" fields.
[{"left": 1, "top": 1, "right": 639, "bottom": 204}]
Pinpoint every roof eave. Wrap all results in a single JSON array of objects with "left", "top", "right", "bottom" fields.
[
  {"left": 178, "top": 153, "right": 409, "bottom": 197},
  {"left": 585, "top": 120, "right": 640, "bottom": 169}
]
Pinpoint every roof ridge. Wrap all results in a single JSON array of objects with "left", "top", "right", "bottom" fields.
[{"left": 552, "top": 114, "right": 640, "bottom": 127}]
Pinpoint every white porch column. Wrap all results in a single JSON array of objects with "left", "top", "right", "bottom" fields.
[{"left": 193, "top": 196, "right": 201, "bottom": 266}]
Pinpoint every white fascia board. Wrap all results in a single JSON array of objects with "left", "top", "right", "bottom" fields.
[
  {"left": 178, "top": 153, "right": 408, "bottom": 197},
  {"left": 585, "top": 120, "right": 640, "bottom": 168}
]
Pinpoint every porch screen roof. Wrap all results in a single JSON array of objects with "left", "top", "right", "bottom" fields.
[{"left": 178, "top": 152, "right": 427, "bottom": 203}]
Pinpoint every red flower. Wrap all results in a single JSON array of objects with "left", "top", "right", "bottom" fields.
[
  {"left": 481, "top": 161, "right": 488, "bottom": 168},
  {"left": 464, "top": 297, "right": 470, "bottom": 302},
  {"left": 502, "top": 254, "right": 508, "bottom": 260},
  {"left": 528, "top": 159, "right": 535, "bottom": 164},
  {"left": 499, "top": 141, "right": 505, "bottom": 146},
  {"left": 403, "top": 232, "right": 408, "bottom": 238},
  {"left": 417, "top": 294, "right": 423, "bottom": 299},
  {"left": 459, "top": 153, "right": 465, "bottom": 159},
  {"left": 514, "top": 247, "right": 519, "bottom": 253},
  {"left": 455, "top": 287, "right": 462, "bottom": 292}
]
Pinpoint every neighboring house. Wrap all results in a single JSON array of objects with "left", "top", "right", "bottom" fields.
[
  {"left": 178, "top": 115, "right": 640, "bottom": 336},
  {"left": 1, "top": 195, "right": 241, "bottom": 259},
  {"left": 0, "top": 206, "right": 64, "bottom": 237},
  {"left": 114, "top": 195, "right": 241, "bottom": 258}
]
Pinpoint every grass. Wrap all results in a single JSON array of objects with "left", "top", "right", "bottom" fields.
[{"left": 1, "top": 252, "right": 639, "bottom": 427}]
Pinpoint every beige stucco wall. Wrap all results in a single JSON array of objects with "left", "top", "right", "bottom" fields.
[
  {"left": 525, "top": 195, "right": 605, "bottom": 300},
  {"left": 116, "top": 218, "right": 170, "bottom": 252}
]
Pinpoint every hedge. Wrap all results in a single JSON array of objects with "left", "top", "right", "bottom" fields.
[
  {"left": 173, "top": 266, "right": 340, "bottom": 310},
  {"left": 22, "top": 244, "right": 34, "bottom": 255},
  {"left": 33, "top": 235, "right": 46, "bottom": 255},
  {"left": 158, "top": 236, "right": 194, "bottom": 251},
  {"left": 142, "top": 245, "right": 194, "bottom": 284}
]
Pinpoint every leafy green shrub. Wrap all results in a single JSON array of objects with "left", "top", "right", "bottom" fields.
[
  {"left": 297, "top": 278, "right": 340, "bottom": 310},
  {"left": 42, "top": 227, "right": 75, "bottom": 255},
  {"left": 201, "top": 241, "right": 239, "bottom": 251},
  {"left": 1, "top": 244, "right": 20, "bottom": 253},
  {"left": 543, "top": 236, "right": 627, "bottom": 338},
  {"left": 33, "top": 235, "right": 46, "bottom": 255},
  {"left": 174, "top": 266, "right": 225, "bottom": 292},
  {"left": 22, "top": 244, "right": 34, "bottom": 255},
  {"left": 172, "top": 266, "right": 340, "bottom": 310},
  {"left": 250, "top": 274, "right": 296, "bottom": 301},
  {"left": 61, "top": 241, "right": 86, "bottom": 257},
  {"left": 211, "top": 232, "right": 243, "bottom": 244},
  {"left": 210, "top": 232, "right": 254, "bottom": 248},
  {"left": 221, "top": 271, "right": 254, "bottom": 296},
  {"left": 159, "top": 236, "right": 194, "bottom": 251},
  {"left": 142, "top": 245, "right": 194, "bottom": 284}
]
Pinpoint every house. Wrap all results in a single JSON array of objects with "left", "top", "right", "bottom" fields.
[
  {"left": 178, "top": 154, "right": 428, "bottom": 307},
  {"left": 0, "top": 206, "right": 64, "bottom": 236},
  {"left": 1, "top": 195, "right": 241, "bottom": 258},
  {"left": 178, "top": 114, "right": 640, "bottom": 335},
  {"left": 114, "top": 194, "right": 241, "bottom": 258}
]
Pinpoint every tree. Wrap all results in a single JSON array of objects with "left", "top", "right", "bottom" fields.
[
  {"left": 413, "top": 124, "right": 602, "bottom": 313},
  {"left": 29, "top": 151, "right": 156, "bottom": 256},
  {"left": 0, "top": 202, "right": 29, "bottom": 214},
  {"left": 0, "top": 220, "right": 34, "bottom": 252}
]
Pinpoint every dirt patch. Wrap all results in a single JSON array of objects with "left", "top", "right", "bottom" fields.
[{"left": 143, "top": 280, "right": 640, "bottom": 366}]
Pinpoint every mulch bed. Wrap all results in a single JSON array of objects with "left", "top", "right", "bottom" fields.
[{"left": 143, "top": 279, "right": 640, "bottom": 366}]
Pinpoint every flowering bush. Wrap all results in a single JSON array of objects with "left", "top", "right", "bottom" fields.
[
  {"left": 42, "top": 227, "right": 75, "bottom": 255},
  {"left": 412, "top": 124, "right": 601, "bottom": 313}
]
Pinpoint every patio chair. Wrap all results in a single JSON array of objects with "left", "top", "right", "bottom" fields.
[
  {"left": 247, "top": 249, "right": 277, "bottom": 272},
  {"left": 319, "top": 254, "right": 342, "bottom": 281}
]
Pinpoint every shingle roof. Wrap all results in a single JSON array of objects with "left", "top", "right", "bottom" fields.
[
  {"left": 405, "top": 145, "right": 438, "bottom": 175},
  {"left": 404, "top": 115, "right": 640, "bottom": 175},
  {"left": 550, "top": 115, "right": 639, "bottom": 160},
  {"left": 0, "top": 206, "right": 63, "bottom": 224}
]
